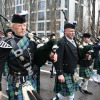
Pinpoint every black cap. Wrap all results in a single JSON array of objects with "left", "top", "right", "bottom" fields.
[
  {"left": 12, "top": 14, "right": 26, "bottom": 23},
  {"left": 83, "top": 33, "right": 91, "bottom": 38},
  {"left": 50, "top": 33, "right": 55, "bottom": 37},
  {"left": 64, "top": 23, "right": 75, "bottom": 30},
  {"left": 6, "top": 29, "right": 12, "bottom": 33}
]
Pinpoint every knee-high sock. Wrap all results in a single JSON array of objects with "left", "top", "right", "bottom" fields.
[
  {"left": 81, "top": 78, "right": 88, "bottom": 90},
  {"left": 52, "top": 93, "right": 65, "bottom": 100},
  {"left": 67, "top": 94, "right": 74, "bottom": 100},
  {"left": 79, "top": 79, "right": 84, "bottom": 87}
]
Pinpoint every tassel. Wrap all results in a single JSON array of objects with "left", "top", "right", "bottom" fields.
[
  {"left": 22, "top": 81, "right": 42, "bottom": 100},
  {"left": 32, "top": 90, "right": 43, "bottom": 100},
  {"left": 27, "top": 91, "right": 37, "bottom": 100}
]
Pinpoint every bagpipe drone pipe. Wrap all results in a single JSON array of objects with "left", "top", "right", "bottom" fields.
[{"left": 0, "top": 13, "right": 42, "bottom": 45}]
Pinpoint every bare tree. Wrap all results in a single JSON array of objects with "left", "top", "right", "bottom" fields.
[
  {"left": 46, "top": 0, "right": 58, "bottom": 37},
  {"left": 30, "top": 0, "right": 38, "bottom": 32}
]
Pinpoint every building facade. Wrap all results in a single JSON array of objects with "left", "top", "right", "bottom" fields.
[{"left": 0, "top": 0, "right": 99, "bottom": 38}]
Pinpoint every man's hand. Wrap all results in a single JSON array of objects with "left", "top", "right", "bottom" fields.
[
  {"left": 49, "top": 53, "right": 57, "bottom": 62},
  {"left": 99, "top": 50, "right": 100, "bottom": 56},
  {"left": 58, "top": 75, "right": 65, "bottom": 83},
  {"left": 0, "top": 91, "right": 2, "bottom": 100}
]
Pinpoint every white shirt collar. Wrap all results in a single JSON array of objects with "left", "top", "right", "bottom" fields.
[
  {"left": 65, "top": 36, "right": 74, "bottom": 43},
  {"left": 83, "top": 41, "right": 88, "bottom": 46}
]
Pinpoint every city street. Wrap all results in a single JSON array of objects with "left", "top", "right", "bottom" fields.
[{"left": 1, "top": 64, "right": 100, "bottom": 100}]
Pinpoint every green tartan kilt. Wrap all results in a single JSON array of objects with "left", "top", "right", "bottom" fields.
[
  {"left": 54, "top": 73, "right": 79, "bottom": 96},
  {"left": 8, "top": 72, "right": 40, "bottom": 100},
  {"left": 94, "top": 57, "right": 100, "bottom": 74},
  {"left": 3, "top": 62, "right": 9, "bottom": 77},
  {"left": 79, "top": 66, "right": 94, "bottom": 78}
]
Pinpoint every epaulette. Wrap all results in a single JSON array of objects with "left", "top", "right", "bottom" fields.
[{"left": 0, "top": 40, "right": 12, "bottom": 48}]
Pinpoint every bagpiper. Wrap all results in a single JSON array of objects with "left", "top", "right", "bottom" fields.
[
  {"left": 79, "top": 33, "right": 94, "bottom": 95},
  {"left": 51, "top": 23, "right": 80, "bottom": 100},
  {"left": 0, "top": 12, "right": 57, "bottom": 100}
]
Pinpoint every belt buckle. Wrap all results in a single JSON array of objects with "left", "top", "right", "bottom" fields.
[{"left": 14, "top": 49, "right": 23, "bottom": 57}]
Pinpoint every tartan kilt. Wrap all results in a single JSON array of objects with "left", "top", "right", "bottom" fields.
[
  {"left": 8, "top": 73, "right": 40, "bottom": 100},
  {"left": 79, "top": 66, "right": 94, "bottom": 78},
  {"left": 94, "top": 57, "right": 100, "bottom": 74},
  {"left": 54, "top": 73, "right": 79, "bottom": 96},
  {"left": 3, "top": 62, "right": 9, "bottom": 77}
]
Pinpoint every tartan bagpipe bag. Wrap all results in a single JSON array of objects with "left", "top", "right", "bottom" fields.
[{"left": 22, "top": 81, "right": 43, "bottom": 100}]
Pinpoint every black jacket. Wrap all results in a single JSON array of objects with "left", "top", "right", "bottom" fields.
[
  {"left": 54, "top": 36, "right": 80, "bottom": 75},
  {"left": 0, "top": 36, "right": 36, "bottom": 91}
]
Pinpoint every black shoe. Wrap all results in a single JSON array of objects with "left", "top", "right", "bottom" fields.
[
  {"left": 93, "top": 80, "right": 99, "bottom": 84},
  {"left": 79, "top": 86, "right": 85, "bottom": 93},
  {"left": 83, "top": 90, "right": 93, "bottom": 95},
  {"left": 98, "top": 82, "right": 100, "bottom": 84}
]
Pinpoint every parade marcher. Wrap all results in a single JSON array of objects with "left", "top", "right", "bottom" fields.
[
  {"left": 79, "top": 33, "right": 94, "bottom": 95},
  {"left": 50, "top": 33, "right": 56, "bottom": 39},
  {"left": 51, "top": 23, "right": 80, "bottom": 100},
  {"left": 6, "top": 28, "right": 13, "bottom": 38},
  {"left": 92, "top": 37, "right": 100, "bottom": 83},
  {"left": 0, "top": 13, "right": 57, "bottom": 100}
]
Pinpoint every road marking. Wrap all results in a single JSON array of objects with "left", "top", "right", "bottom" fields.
[{"left": 41, "top": 69, "right": 56, "bottom": 74}]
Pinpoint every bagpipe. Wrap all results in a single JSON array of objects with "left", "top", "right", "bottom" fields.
[{"left": 0, "top": 12, "right": 58, "bottom": 69}]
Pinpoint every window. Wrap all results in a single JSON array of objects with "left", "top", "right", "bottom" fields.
[
  {"left": 11, "top": 7, "right": 15, "bottom": 14},
  {"left": 38, "top": 1, "right": 45, "bottom": 10},
  {"left": 80, "top": 0, "right": 83, "bottom": 4},
  {"left": 75, "top": 3, "right": 78, "bottom": 20},
  {"left": 31, "top": 2, "right": 36, "bottom": 11},
  {"left": 80, "top": 6, "right": 83, "bottom": 19},
  {"left": 16, "top": 6, "right": 22, "bottom": 13},
  {"left": 38, "top": 12, "right": 44, "bottom": 20},
  {"left": 46, "top": 22, "right": 50, "bottom": 31},
  {"left": 56, "top": 10, "right": 61, "bottom": 19},
  {"left": 57, "top": 0, "right": 61, "bottom": 8},
  {"left": 31, "top": 13, "right": 36, "bottom": 21},
  {"left": 38, "top": 23, "right": 44, "bottom": 31},
  {"left": 16, "top": 0, "right": 22, "bottom": 4},
  {"left": 23, "top": 0, "right": 28, "bottom": 3},
  {"left": 65, "top": 0, "right": 69, "bottom": 8},
  {"left": 38, "top": 33, "right": 44, "bottom": 37},
  {"left": 46, "top": 11, "right": 50, "bottom": 20},
  {"left": 65, "top": 0, "right": 69, "bottom": 20},
  {"left": 31, "top": 23, "right": 36, "bottom": 31},
  {"left": 46, "top": 0, "right": 52, "bottom": 9}
]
